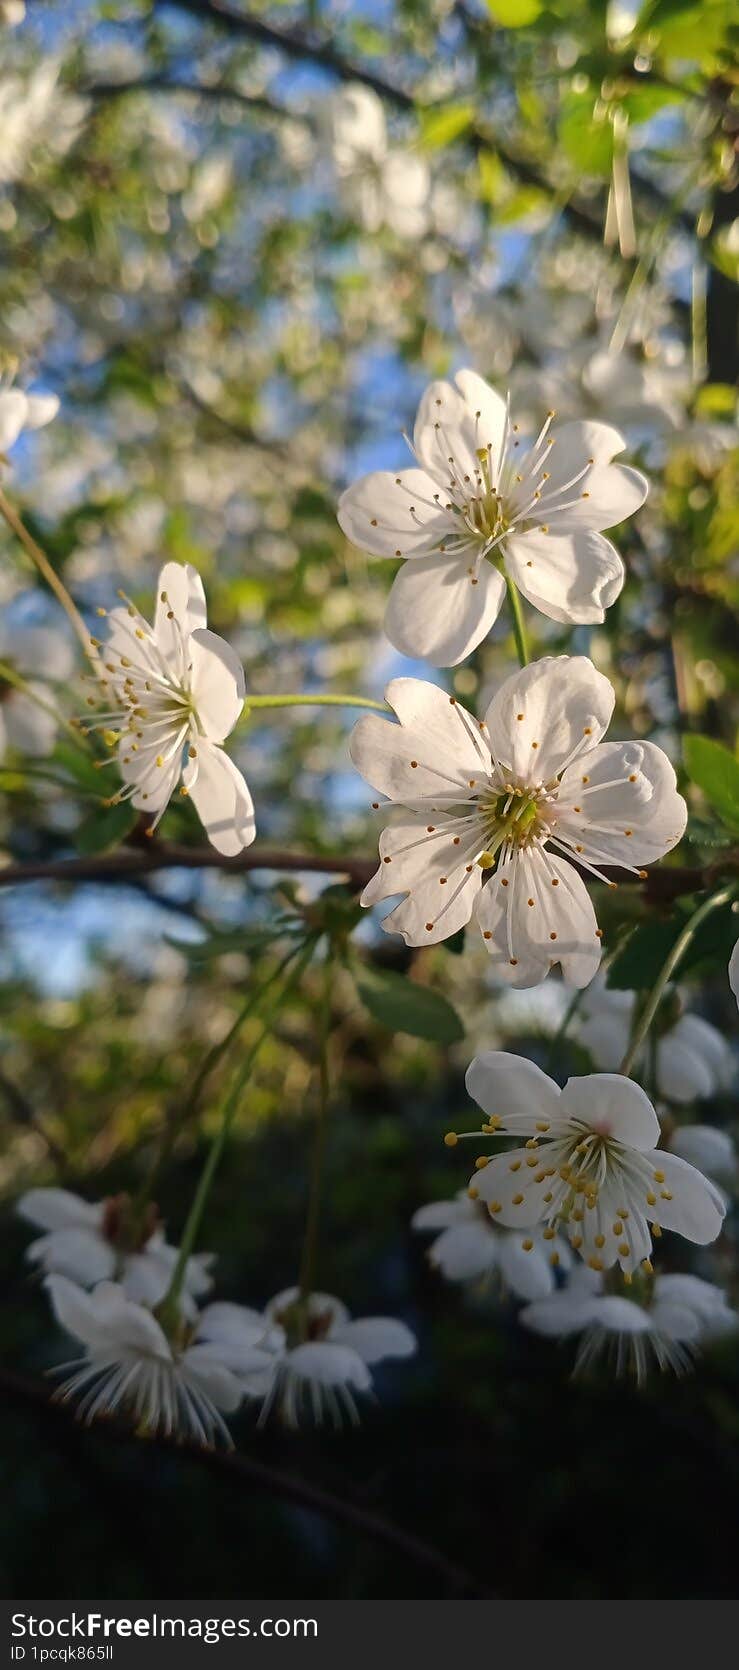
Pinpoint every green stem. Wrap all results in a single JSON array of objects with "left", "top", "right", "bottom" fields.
[
  {"left": 0, "top": 661, "right": 87, "bottom": 749},
  {"left": 160, "top": 937, "right": 316, "bottom": 1324},
  {"left": 505, "top": 576, "right": 529, "bottom": 668},
  {"left": 619, "top": 885, "right": 736, "bottom": 1078},
  {"left": 0, "top": 487, "right": 92, "bottom": 658},
  {"left": 135, "top": 940, "right": 305, "bottom": 1215},
  {"left": 245, "top": 693, "right": 387, "bottom": 714},
  {"left": 297, "top": 953, "right": 333, "bottom": 1330}
]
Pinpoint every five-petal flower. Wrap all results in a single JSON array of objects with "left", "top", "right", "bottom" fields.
[
  {"left": 461, "top": 1052, "right": 725, "bottom": 1275},
  {"left": 350, "top": 658, "right": 687, "bottom": 985},
  {"left": 337, "top": 368, "right": 647, "bottom": 666},
  {"left": 91, "top": 560, "right": 255, "bottom": 854},
  {"left": 412, "top": 1193, "right": 571, "bottom": 1301},
  {"left": 234, "top": 1287, "right": 416, "bottom": 1428}
]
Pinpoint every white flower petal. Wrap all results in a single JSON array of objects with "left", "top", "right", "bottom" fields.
[
  {"left": 350, "top": 684, "right": 486, "bottom": 801},
  {"left": 182, "top": 1346, "right": 244, "bottom": 1413},
  {"left": 470, "top": 1147, "right": 553, "bottom": 1227},
  {"left": 669, "top": 1124, "right": 735, "bottom": 1182},
  {"left": 413, "top": 371, "right": 508, "bottom": 488},
  {"left": 496, "top": 1231, "right": 557, "bottom": 1301},
  {"left": 287, "top": 1341, "right": 372, "bottom": 1391},
  {"left": 330, "top": 1317, "right": 416, "bottom": 1363},
  {"left": 649, "top": 1151, "right": 726, "bottom": 1245},
  {"left": 188, "top": 627, "right": 245, "bottom": 743},
  {"left": 23, "top": 392, "right": 59, "bottom": 430},
  {"left": 337, "top": 468, "right": 448, "bottom": 559},
  {"left": 729, "top": 939, "right": 739, "bottom": 1008},
  {"left": 374, "top": 852, "right": 481, "bottom": 945},
  {"left": 154, "top": 561, "right": 207, "bottom": 644},
  {"left": 484, "top": 656, "right": 615, "bottom": 784},
  {"left": 0, "top": 389, "right": 28, "bottom": 451},
  {"left": 427, "top": 1222, "right": 495, "bottom": 1281},
  {"left": 183, "top": 740, "right": 255, "bottom": 855},
  {"left": 521, "top": 1289, "right": 599, "bottom": 1338},
  {"left": 465, "top": 1049, "right": 564, "bottom": 1133},
  {"left": 26, "top": 1227, "right": 115, "bottom": 1286},
  {"left": 505, "top": 530, "right": 624, "bottom": 625},
  {"left": 558, "top": 740, "right": 687, "bottom": 867},
  {"left": 384, "top": 551, "right": 505, "bottom": 666},
  {"left": 657, "top": 1014, "right": 731, "bottom": 1103},
  {"left": 4, "top": 688, "right": 58, "bottom": 756},
  {"left": 17, "top": 1188, "right": 101, "bottom": 1233},
  {"left": 411, "top": 1198, "right": 473, "bottom": 1232},
  {"left": 560, "top": 1074, "right": 660, "bottom": 1150},
  {"left": 538, "top": 419, "right": 648, "bottom": 532}
]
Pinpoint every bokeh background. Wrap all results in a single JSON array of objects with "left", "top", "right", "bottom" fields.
[{"left": 0, "top": 0, "right": 737, "bottom": 1599}]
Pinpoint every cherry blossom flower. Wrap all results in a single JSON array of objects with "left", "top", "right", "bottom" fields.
[
  {"left": 0, "top": 619, "right": 73, "bottom": 759},
  {"left": 337, "top": 368, "right": 647, "bottom": 665},
  {"left": 350, "top": 659, "right": 686, "bottom": 984},
  {"left": 233, "top": 1287, "right": 416, "bottom": 1428},
  {"left": 18, "top": 1188, "right": 213, "bottom": 1320},
  {"left": 44, "top": 1277, "right": 271, "bottom": 1443},
  {"left": 521, "top": 1264, "right": 737, "bottom": 1381},
  {"left": 667, "top": 1125, "right": 736, "bottom": 1200},
  {"left": 89, "top": 560, "right": 255, "bottom": 854},
  {"left": 459, "top": 1052, "right": 725, "bottom": 1275},
  {"left": 412, "top": 1192, "right": 571, "bottom": 1301},
  {"left": 575, "top": 975, "right": 733, "bottom": 1103},
  {"left": 326, "top": 84, "right": 429, "bottom": 239},
  {"left": 0, "top": 382, "right": 59, "bottom": 460}
]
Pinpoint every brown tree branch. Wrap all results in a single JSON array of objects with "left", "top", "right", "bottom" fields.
[
  {"left": 0, "top": 1365, "right": 487, "bottom": 1596},
  {"left": 0, "top": 839, "right": 734, "bottom": 903}
]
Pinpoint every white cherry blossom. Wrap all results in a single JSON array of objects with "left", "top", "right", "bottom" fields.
[
  {"left": 521, "top": 1265, "right": 737, "bottom": 1380},
  {"left": 44, "top": 1276, "right": 273, "bottom": 1443},
  {"left": 89, "top": 561, "right": 255, "bottom": 854},
  {"left": 233, "top": 1287, "right": 416, "bottom": 1428},
  {"left": 459, "top": 1052, "right": 725, "bottom": 1276},
  {"left": 575, "top": 975, "right": 733, "bottom": 1103},
  {"left": 667, "top": 1125, "right": 736, "bottom": 1197},
  {"left": 350, "top": 659, "right": 687, "bottom": 985},
  {"left": 412, "top": 1192, "right": 571, "bottom": 1301},
  {"left": 18, "top": 1188, "right": 213, "bottom": 1320},
  {"left": 0, "top": 618, "right": 73, "bottom": 759},
  {"left": 337, "top": 368, "right": 647, "bottom": 665}
]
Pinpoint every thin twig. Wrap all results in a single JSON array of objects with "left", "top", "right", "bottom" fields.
[{"left": 0, "top": 1366, "right": 487, "bottom": 1596}]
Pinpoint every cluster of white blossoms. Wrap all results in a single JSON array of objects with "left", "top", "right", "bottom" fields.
[
  {"left": 8, "top": 358, "right": 735, "bottom": 1431},
  {"left": 325, "top": 84, "right": 430, "bottom": 240},
  {"left": 20, "top": 1190, "right": 416, "bottom": 1440}
]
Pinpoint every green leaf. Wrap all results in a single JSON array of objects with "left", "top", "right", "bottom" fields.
[
  {"left": 419, "top": 103, "right": 475, "bottom": 150},
  {"left": 486, "top": 0, "right": 542, "bottom": 25},
  {"left": 559, "top": 92, "right": 613, "bottom": 178},
  {"left": 695, "top": 383, "right": 737, "bottom": 418},
  {"left": 75, "top": 801, "right": 138, "bottom": 854},
  {"left": 607, "top": 901, "right": 738, "bottom": 990},
  {"left": 477, "top": 149, "right": 508, "bottom": 206},
  {"left": 684, "top": 734, "right": 739, "bottom": 833},
  {"left": 354, "top": 964, "right": 465, "bottom": 1044}
]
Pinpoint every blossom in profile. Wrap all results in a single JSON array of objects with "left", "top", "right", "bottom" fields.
[
  {"left": 44, "top": 1277, "right": 268, "bottom": 1444},
  {"left": 89, "top": 560, "right": 255, "bottom": 854},
  {"left": 575, "top": 975, "right": 733, "bottom": 1103},
  {"left": 351, "top": 659, "right": 686, "bottom": 984},
  {"left": 0, "top": 618, "right": 73, "bottom": 759},
  {"left": 460, "top": 1052, "right": 725, "bottom": 1274},
  {"left": 521, "top": 1265, "right": 737, "bottom": 1381},
  {"left": 18, "top": 1188, "right": 212, "bottom": 1319},
  {"left": 231, "top": 1287, "right": 416, "bottom": 1428},
  {"left": 337, "top": 368, "right": 647, "bottom": 666},
  {"left": 667, "top": 1125, "right": 736, "bottom": 1201},
  {"left": 412, "top": 1192, "right": 571, "bottom": 1301},
  {"left": 0, "top": 382, "right": 59, "bottom": 461},
  {"left": 326, "top": 83, "right": 429, "bottom": 238},
  {"left": 730, "top": 939, "right": 739, "bottom": 1009}
]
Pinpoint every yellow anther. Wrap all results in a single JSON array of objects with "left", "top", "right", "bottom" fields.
[
  {"left": 535, "top": 1122, "right": 550, "bottom": 1133},
  {"left": 511, "top": 1193, "right": 524, "bottom": 1206},
  {"left": 612, "top": 1222, "right": 623, "bottom": 1236},
  {"left": 489, "top": 1201, "right": 502, "bottom": 1215},
  {"left": 619, "top": 1243, "right": 630, "bottom": 1257},
  {"left": 559, "top": 1165, "right": 571, "bottom": 1181},
  {"left": 549, "top": 1251, "right": 559, "bottom": 1266},
  {"left": 542, "top": 1227, "right": 556, "bottom": 1241},
  {"left": 588, "top": 1257, "right": 603, "bottom": 1271},
  {"left": 525, "top": 1138, "right": 539, "bottom": 1150},
  {"left": 526, "top": 1156, "right": 539, "bottom": 1169},
  {"left": 522, "top": 1238, "right": 534, "bottom": 1252},
  {"left": 653, "top": 1170, "right": 665, "bottom": 1183},
  {"left": 474, "top": 1156, "right": 489, "bottom": 1170},
  {"left": 543, "top": 1191, "right": 553, "bottom": 1203},
  {"left": 660, "top": 1189, "right": 672, "bottom": 1200},
  {"left": 652, "top": 1223, "right": 662, "bottom": 1237},
  {"left": 443, "top": 1132, "right": 458, "bottom": 1147},
  {"left": 509, "top": 1160, "right": 522, "bottom": 1173},
  {"left": 646, "top": 1191, "right": 657, "bottom": 1206},
  {"left": 467, "top": 1186, "right": 479, "bottom": 1200},
  {"left": 570, "top": 1233, "right": 583, "bottom": 1250},
  {"left": 483, "top": 1115, "right": 502, "bottom": 1131},
  {"left": 642, "top": 1258, "right": 654, "bottom": 1275},
  {"left": 623, "top": 1271, "right": 632, "bottom": 1285},
  {"left": 477, "top": 850, "right": 496, "bottom": 869}
]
